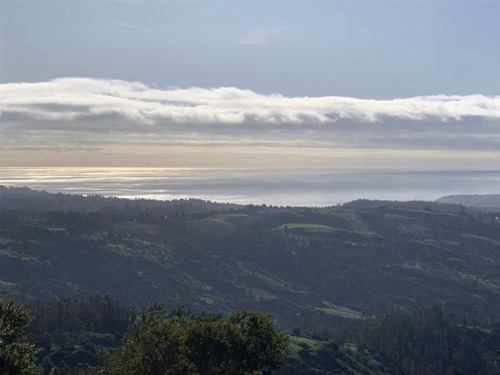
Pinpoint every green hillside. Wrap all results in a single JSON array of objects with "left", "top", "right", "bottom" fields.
[
  {"left": 1, "top": 187, "right": 499, "bottom": 331},
  {"left": 7, "top": 296, "right": 498, "bottom": 375}
]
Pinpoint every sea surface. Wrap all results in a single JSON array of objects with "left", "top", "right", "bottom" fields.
[{"left": 1, "top": 168, "right": 499, "bottom": 206}]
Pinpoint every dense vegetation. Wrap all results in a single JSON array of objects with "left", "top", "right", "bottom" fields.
[
  {"left": 103, "top": 305, "right": 289, "bottom": 375},
  {"left": 1, "top": 297, "right": 289, "bottom": 375},
  {"left": 1, "top": 186, "right": 499, "bottom": 330},
  {"left": 26, "top": 295, "right": 135, "bottom": 373},
  {"left": 437, "top": 194, "right": 500, "bottom": 212},
  {"left": 2, "top": 297, "right": 499, "bottom": 375},
  {"left": 1, "top": 187, "right": 500, "bottom": 374},
  {"left": 329, "top": 308, "right": 500, "bottom": 375},
  {"left": 0, "top": 298, "right": 39, "bottom": 375}
]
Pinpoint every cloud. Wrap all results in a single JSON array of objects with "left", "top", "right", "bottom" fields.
[
  {"left": 1, "top": 77, "right": 500, "bottom": 166},
  {"left": 237, "top": 25, "right": 289, "bottom": 46},
  {"left": 2, "top": 77, "right": 499, "bottom": 126}
]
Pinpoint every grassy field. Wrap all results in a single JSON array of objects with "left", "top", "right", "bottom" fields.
[
  {"left": 208, "top": 213, "right": 251, "bottom": 222},
  {"left": 273, "top": 223, "right": 339, "bottom": 233}
]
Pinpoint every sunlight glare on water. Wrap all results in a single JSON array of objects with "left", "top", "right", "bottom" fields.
[{"left": 2, "top": 167, "right": 499, "bottom": 206}]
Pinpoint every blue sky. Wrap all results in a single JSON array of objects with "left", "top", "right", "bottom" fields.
[
  {"left": 3, "top": 0, "right": 499, "bottom": 97},
  {"left": 1, "top": 0, "right": 499, "bottom": 169}
]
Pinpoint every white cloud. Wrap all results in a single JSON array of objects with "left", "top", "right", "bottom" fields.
[
  {"left": 237, "top": 25, "right": 289, "bottom": 46},
  {"left": 1, "top": 77, "right": 499, "bottom": 126}
]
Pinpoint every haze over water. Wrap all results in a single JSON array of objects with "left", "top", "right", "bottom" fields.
[{"left": 2, "top": 168, "right": 499, "bottom": 207}]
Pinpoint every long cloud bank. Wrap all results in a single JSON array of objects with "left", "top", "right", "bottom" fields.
[{"left": 2, "top": 77, "right": 500, "bottom": 125}]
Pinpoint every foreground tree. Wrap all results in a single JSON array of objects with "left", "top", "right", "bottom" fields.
[
  {"left": 104, "top": 305, "right": 288, "bottom": 375},
  {"left": 0, "top": 298, "right": 40, "bottom": 375}
]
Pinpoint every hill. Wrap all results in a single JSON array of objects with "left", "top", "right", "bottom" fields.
[
  {"left": 0, "top": 185, "right": 240, "bottom": 213},
  {"left": 18, "top": 297, "right": 500, "bottom": 375},
  {"left": 1, "top": 187, "right": 499, "bottom": 330},
  {"left": 436, "top": 194, "right": 500, "bottom": 212}
]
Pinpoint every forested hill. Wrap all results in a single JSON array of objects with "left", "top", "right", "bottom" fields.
[
  {"left": 5, "top": 296, "right": 499, "bottom": 375},
  {"left": 0, "top": 185, "right": 240, "bottom": 213},
  {"left": 437, "top": 194, "right": 500, "bottom": 212},
  {"left": 1, "top": 186, "right": 500, "bottom": 330}
]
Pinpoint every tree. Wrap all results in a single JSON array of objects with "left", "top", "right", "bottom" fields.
[
  {"left": 0, "top": 297, "right": 40, "bottom": 375},
  {"left": 186, "top": 309, "right": 289, "bottom": 374},
  {"left": 105, "top": 305, "right": 288, "bottom": 375},
  {"left": 107, "top": 304, "right": 196, "bottom": 375}
]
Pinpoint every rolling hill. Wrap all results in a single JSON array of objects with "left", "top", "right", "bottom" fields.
[
  {"left": 1, "top": 186, "right": 499, "bottom": 331},
  {"left": 437, "top": 194, "right": 500, "bottom": 212}
]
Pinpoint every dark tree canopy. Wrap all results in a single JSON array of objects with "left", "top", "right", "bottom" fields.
[
  {"left": 0, "top": 298, "right": 40, "bottom": 375},
  {"left": 105, "top": 305, "right": 289, "bottom": 375}
]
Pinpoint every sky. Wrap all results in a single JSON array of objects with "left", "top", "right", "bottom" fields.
[{"left": 1, "top": 0, "right": 499, "bottom": 169}]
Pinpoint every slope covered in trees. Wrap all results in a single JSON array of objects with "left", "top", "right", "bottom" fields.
[
  {"left": 329, "top": 307, "right": 500, "bottom": 375},
  {"left": 2, "top": 297, "right": 499, "bottom": 375},
  {"left": 2, "top": 297, "right": 291, "bottom": 375},
  {"left": 1, "top": 187, "right": 500, "bottom": 330},
  {"left": 437, "top": 194, "right": 500, "bottom": 212}
]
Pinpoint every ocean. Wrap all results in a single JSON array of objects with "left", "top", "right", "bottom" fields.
[{"left": 1, "top": 168, "right": 499, "bottom": 206}]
